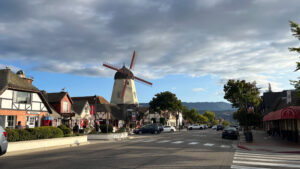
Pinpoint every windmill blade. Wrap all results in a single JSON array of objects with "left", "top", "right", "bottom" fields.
[
  {"left": 103, "top": 63, "right": 123, "bottom": 73},
  {"left": 121, "top": 79, "right": 128, "bottom": 100},
  {"left": 134, "top": 76, "right": 152, "bottom": 86},
  {"left": 129, "top": 51, "right": 136, "bottom": 70}
]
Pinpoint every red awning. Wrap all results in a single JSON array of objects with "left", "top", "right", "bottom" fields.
[{"left": 263, "top": 106, "right": 300, "bottom": 121}]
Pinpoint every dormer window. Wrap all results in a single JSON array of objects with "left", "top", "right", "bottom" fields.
[{"left": 13, "top": 91, "right": 31, "bottom": 104}]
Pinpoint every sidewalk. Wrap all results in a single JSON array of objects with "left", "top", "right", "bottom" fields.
[{"left": 238, "top": 130, "right": 300, "bottom": 154}]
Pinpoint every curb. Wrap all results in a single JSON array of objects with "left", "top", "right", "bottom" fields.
[
  {"left": 237, "top": 141, "right": 251, "bottom": 151},
  {"left": 277, "top": 151, "right": 300, "bottom": 154}
]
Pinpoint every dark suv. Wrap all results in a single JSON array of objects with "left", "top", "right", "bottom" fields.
[
  {"left": 153, "top": 123, "right": 164, "bottom": 132},
  {"left": 217, "top": 125, "right": 224, "bottom": 131},
  {"left": 134, "top": 124, "right": 161, "bottom": 134}
]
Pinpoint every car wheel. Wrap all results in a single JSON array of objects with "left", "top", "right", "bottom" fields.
[
  {"left": 154, "top": 130, "right": 158, "bottom": 134},
  {"left": 222, "top": 135, "right": 225, "bottom": 139},
  {"left": 189, "top": 128, "right": 192, "bottom": 130},
  {"left": 139, "top": 131, "right": 142, "bottom": 134},
  {"left": 170, "top": 129, "right": 174, "bottom": 133}
]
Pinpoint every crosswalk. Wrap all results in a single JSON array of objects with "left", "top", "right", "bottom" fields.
[
  {"left": 231, "top": 150, "right": 300, "bottom": 169},
  {"left": 128, "top": 138, "right": 232, "bottom": 148}
]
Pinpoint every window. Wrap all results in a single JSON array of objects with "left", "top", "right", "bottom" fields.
[
  {"left": 63, "top": 101, "right": 69, "bottom": 113},
  {"left": 13, "top": 91, "right": 31, "bottom": 104},
  {"left": 85, "top": 106, "right": 89, "bottom": 114},
  {"left": 6, "top": 116, "right": 16, "bottom": 129}
]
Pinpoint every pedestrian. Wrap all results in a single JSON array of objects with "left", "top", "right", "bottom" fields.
[
  {"left": 95, "top": 121, "right": 99, "bottom": 132},
  {"left": 73, "top": 122, "right": 79, "bottom": 134},
  {"left": 16, "top": 121, "right": 23, "bottom": 129}
]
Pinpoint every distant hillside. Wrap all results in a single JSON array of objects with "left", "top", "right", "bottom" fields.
[
  {"left": 182, "top": 102, "right": 235, "bottom": 111},
  {"left": 139, "top": 102, "right": 236, "bottom": 122}
]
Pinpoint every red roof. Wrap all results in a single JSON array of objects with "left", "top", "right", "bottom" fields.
[{"left": 263, "top": 106, "right": 300, "bottom": 121}]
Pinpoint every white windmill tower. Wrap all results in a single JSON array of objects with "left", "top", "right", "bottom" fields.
[{"left": 103, "top": 51, "right": 152, "bottom": 106}]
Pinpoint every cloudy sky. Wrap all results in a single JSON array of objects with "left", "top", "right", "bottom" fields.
[{"left": 1, "top": 0, "right": 300, "bottom": 103}]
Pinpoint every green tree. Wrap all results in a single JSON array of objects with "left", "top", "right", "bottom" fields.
[
  {"left": 222, "top": 120, "right": 230, "bottom": 126},
  {"left": 289, "top": 21, "right": 300, "bottom": 93},
  {"left": 149, "top": 91, "right": 182, "bottom": 114},
  {"left": 203, "top": 110, "right": 216, "bottom": 123},
  {"left": 223, "top": 79, "right": 262, "bottom": 126},
  {"left": 198, "top": 114, "right": 209, "bottom": 124}
]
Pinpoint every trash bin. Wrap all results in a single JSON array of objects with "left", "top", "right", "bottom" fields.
[{"left": 245, "top": 131, "right": 253, "bottom": 142}]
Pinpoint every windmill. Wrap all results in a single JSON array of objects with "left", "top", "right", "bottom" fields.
[{"left": 103, "top": 51, "right": 152, "bottom": 106}]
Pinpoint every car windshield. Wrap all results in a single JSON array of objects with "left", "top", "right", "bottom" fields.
[{"left": 225, "top": 127, "right": 236, "bottom": 131}]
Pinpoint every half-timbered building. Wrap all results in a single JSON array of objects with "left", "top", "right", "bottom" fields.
[{"left": 0, "top": 68, "right": 53, "bottom": 128}]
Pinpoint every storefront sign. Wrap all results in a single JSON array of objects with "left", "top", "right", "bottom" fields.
[{"left": 27, "top": 111, "right": 40, "bottom": 115}]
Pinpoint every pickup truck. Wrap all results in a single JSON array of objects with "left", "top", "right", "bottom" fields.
[{"left": 188, "top": 124, "right": 205, "bottom": 130}]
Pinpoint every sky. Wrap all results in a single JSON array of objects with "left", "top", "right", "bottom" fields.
[{"left": 0, "top": 0, "right": 300, "bottom": 103}]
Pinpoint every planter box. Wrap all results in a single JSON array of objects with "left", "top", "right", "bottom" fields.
[
  {"left": 7, "top": 136, "right": 88, "bottom": 153},
  {"left": 88, "top": 132, "right": 128, "bottom": 140}
]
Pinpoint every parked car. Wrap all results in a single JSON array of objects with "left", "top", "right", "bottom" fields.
[
  {"left": 163, "top": 126, "right": 176, "bottom": 132},
  {"left": 133, "top": 124, "right": 161, "bottom": 134},
  {"left": 0, "top": 126, "right": 8, "bottom": 156},
  {"left": 154, "top": 123, "right": 164, "bottom": 132},
  {"left": 216, "top": 125, "right": 224, "bottom": 131},
  {"left": 212, "top": 125, "right": 217, "bottom": 130},
  {"left": 222, "top": 126, "right": 239, "bottom": 139},
  {"left": 188, "top": 124, "right": 204, "bottom": 130}
]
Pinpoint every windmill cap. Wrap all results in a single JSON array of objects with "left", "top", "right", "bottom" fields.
[{"left": 114, "top": 66, "right": 134, "bottom": 79}]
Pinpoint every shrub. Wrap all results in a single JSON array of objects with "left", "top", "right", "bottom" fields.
[
  {"left": 58, "top": 125, "right": 72, "bottom": 137},
  {"left": 6, "top": 129, "right": 19, "bottom": 142},
  {"left": 100, "top": 124, "right": 113, "bottom": 133},
  {"left": 17, "top": 129, "right": 32, "bottom": 141},
  {"left": 116, "top": 127, "right": 126, "bottom": 133},
  {"left": 6, "top": 127, "right": 64, "bottom": 142}
]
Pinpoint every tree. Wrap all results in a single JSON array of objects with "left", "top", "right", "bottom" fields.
[
  {"left": 203, "top": 111, "right": 216, "bottom": 123},
  {"left": 223, "top": 79, "right": 262, "bottom": 126},
  {"left": 183, "top": 108, "right": 199, "bottom": 124},
  {"left": 198, "top": 114, "right": 208, "bottom": 124},
  {"left": 222, "top": 120, "right": 230, "bottom": 126},
  {"left": 149, "top": 91, "right": 182, "bottom": 114},
  {"left": 289, "top": 21, "right": 300, "bottom": 93}
]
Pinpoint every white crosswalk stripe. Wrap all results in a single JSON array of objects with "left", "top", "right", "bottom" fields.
[
  {"left": 188, "top": 142, "right": 199, "bottom": 145},
  {"left": 204, "top": 143, "right": 214, "bottom": 146},
  {"left": 156, "top": 140, "right": 170, "bottom": 143},
  {"left": 231, "top": 150, "right": 300, "bottom": 169},
  {"left": 172, "top": 141, "right": 184, "bottom": 144}
]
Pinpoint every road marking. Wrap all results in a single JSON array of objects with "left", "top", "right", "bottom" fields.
[
  {"left": 172, "top": 141, "right": 183, "bottom": 144},
  {"left": 232, "top": 160, "right": 300, "bottom": 168},
  {"left": 142, "top": 139, "right": 156, "bottom": 142},
  {"left": 188, "top": 142, "right": 199, "bottom": 145},
  {"left": 231, "top": 165, "right": 270, "bottom": 169},
  {"left": 234, "top": 157, "right": 300, "bottom": 164},
  {"left": 232, "top": 150, "right": 300, "bottom": 169},
  {"left": 203, "top": 143, "right": 214, "bottom": 146},
  {"left": 157, "top": 140, "right": 170, "bottom": 143},
  {"left": 220, "top": 145, "right": 230, "bottom": 148}
]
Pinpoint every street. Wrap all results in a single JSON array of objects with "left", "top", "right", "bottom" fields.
[
  {"left": 0, "top": 129, "right": 236, "bottom": 169},
  {"left": 1, "top": 129, "right": 299, "bottom": 169}
]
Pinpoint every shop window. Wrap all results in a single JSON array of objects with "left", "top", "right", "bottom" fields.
[
  {"left": 6, "top": 116, "right": 16, "bottom": 129},
  {"left": 13, "top": 91, "right": 31, "bottom": 104}
]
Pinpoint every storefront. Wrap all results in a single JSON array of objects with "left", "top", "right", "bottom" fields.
[{"left": 263, "top": 106, "right": 300, "bottom": 143}]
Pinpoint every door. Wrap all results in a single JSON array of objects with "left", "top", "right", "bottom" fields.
[{"left": 26, "top": 116, "right": 36, "bottom": 128}]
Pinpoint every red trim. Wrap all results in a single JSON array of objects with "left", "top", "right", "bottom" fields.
[{"left": 263, "top": 106, "right": 300, "bottom": 121}]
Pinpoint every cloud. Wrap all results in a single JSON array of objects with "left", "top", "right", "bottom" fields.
[
  {"left": 192, "top": 88, "right": 205, "bottom": 92},
  {"left": 0, "top": 0, "right": 300, "bottom": 91}
]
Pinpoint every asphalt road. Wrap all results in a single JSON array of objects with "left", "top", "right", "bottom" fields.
[{"left": 0, "top": 129, "right": 237, "bottom": 169}]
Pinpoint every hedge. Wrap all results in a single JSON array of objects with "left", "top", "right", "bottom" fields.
[
  {"left": 100, "top": 124, "right": 113, "bottom": 133},
  {"left": 58, "top": 125, "right": 72, "bottom": 137},
  {"left": 6, "top": 126, "right": 64, "bottom": 142}
]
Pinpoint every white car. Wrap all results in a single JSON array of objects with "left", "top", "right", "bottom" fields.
[
  {"left": 212, "top": 125, "right": 217, "bottom": 130},
  {"left": 0, "top": 126, "right": 8, "bottom": 156},
  {"left": 163, "top": 126, "right": 176, "bottom": 132},
  {"left": 188, "top": 124, "right": 205, "bottom": 130}
]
